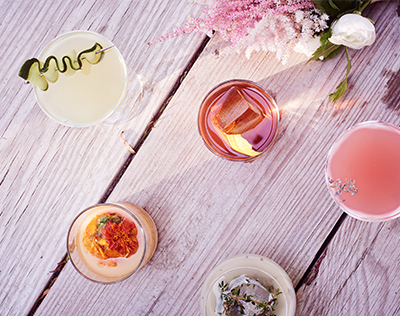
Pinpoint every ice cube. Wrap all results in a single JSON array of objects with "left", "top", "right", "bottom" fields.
[
  {"left": 216, "top": 275, "right": 273, "bottom": 316},
  {"left": 214, "top": 87, "right": 264, "bottom": 134}
]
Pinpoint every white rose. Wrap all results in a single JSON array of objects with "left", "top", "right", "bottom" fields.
[
  {"left": 329, "top": 14, "right": 376, "bottom": 50},
  {"left": 294, "top": 36, "right": 322, "bottom": 58}
]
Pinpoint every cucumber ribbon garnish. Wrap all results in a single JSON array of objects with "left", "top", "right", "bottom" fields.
[{"left": 18, "top": 42, "right": 105, "bottom": 91}]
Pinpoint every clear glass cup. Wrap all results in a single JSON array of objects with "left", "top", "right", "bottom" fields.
[
  {"left": 326, "top": 121, "right": 400, "bottom": 221},
  {"left": 200, "top": 254, "right": 296, "bottom": 316},
  {"left": 198, "top": 80, "right": 279, "bottom": 162},
  {"left": 67, "top": 202, "right": 158, "bottom": 283},
  {"left": 33, "top": 31, "right": 141, "bottom": 127}
]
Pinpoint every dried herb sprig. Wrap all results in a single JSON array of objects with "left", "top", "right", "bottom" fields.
[
  {"left": 218, "top": 280, "right": 281, "bottom": 316},
  {"left": 328, "top": 178, "right": 358, "bottom": 202}
]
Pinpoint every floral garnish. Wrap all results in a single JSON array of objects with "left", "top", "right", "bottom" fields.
[
  {"left": 83, "top": 213, "right": 139, "bottom": 262},
  {"left": 103, "top": 219, "right": 138, "bottom": 257},
  {"left": 328, "top": 178, "right": 358, "bottom": 202}
]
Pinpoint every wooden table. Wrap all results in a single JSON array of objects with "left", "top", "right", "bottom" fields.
[{"left": 1, "top": 1, "right": 399, "bottom": 315}]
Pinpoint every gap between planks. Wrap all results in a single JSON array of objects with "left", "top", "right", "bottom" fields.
[
  {"left": 295, "top": 212, "right": 348, "bottom": 292},
  {"left": 27, "top": 35, "right": 211, "bottom": 316}
]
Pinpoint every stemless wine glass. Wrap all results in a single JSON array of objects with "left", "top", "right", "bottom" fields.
[
  {"left": 200, "top": 254, "right": 296, "bottom": 316},
  {"left": 67, "top": 202, "right": 158, "bottom": 283},
  {"left": 326, "top": 121, "right": 400, "bottom": 221},
  {"left": 33, "top": 30, "right": 141, "bottom": 127},
  {"left": 198, "top": 80, "right": 279, "bottom": 162}
]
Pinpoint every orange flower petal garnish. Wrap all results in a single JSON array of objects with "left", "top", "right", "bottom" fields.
[{"left": 82, "top": 213, "right": 139, "bottom": 261}]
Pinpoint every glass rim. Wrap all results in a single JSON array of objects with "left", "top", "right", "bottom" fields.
[
  {"left": 197, "top": 79, "right": 279, "bottom": 162},
  {"left": 34, "top": 30, "right": 129, "bottom": 128},
  {"left": 67, "top": 202, "right": 147, "bottom": 284},
  {"left": 325, "top": 120, "right": 400, "bottom": 221}
]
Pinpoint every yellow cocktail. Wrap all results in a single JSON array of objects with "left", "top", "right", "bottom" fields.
[{"left": 21, "top": 31, "right": 128, "bottom": 127}]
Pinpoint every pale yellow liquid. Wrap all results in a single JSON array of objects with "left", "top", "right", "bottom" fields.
[{"left": 34, "top": 31, "right": 127, "bottom": 127}]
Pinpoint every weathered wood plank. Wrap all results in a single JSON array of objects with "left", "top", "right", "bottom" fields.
[
  {"left": 0, "top": 0, "right": 205, "bottom": 315},
  {"left": 296, "top": 218, "right": 400, "bottom": 315},
  {"left": 34, "top": 2, "right": 400, "bottom": 315}
]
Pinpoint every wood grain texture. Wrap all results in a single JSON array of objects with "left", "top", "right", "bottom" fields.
[
  {"left": 34, "top": 1, "right": 400, "bottom": 316},
  {"left": 296, "top": 218, "right": 400, "bottom": 315},
  {"left": 0, "top": 0, "right": 205, "bottom": 315}
]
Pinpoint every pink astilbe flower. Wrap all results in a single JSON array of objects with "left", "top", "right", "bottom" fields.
[
  {"left": 238, "top": 6, "right": 329, "bottom": 63},
  {"left": 151, "top": 0, "right": 329, "bottom": 63}
]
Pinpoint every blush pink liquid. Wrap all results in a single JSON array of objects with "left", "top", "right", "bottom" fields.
[{"left": 326, "top": 121, "right": 400, "bottom": 221}]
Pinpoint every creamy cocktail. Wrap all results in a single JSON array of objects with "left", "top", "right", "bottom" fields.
[{"left": 67, "top": 202, "right": 158, "bottom": 283}]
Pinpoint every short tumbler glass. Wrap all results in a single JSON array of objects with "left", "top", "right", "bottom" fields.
[
  {"left": 67, "top": 202, "right": 157, "bottom": 283},
  {"left": 198, "top": 80, "right": 279, "bottom": 162}
]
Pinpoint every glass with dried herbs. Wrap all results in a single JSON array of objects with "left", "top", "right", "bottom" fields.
[
  {"left": 200, "top": 254, "right": 296, "bottom": 316},
  {"left": 326, "top": 121, "right": 400, "bottom": 221}
]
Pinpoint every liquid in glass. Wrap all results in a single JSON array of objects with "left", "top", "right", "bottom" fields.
[
  {"left": 326, "top": 121, "right": 400, "bottom": 221},
  {"left": 34, "top": 31, "right": 128, "bottom": 127},
  {"left": 67, "top": 202, "right": 158, "bottom": 283},
  {"left": 198, "top": 80, "right": 279, "bottom": 161}
]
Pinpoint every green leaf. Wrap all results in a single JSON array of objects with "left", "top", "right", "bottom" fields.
[
  {"left": 360, "top": 0, "right": 372, "bottom": 13},
  {"left": 311, "top": 0, "right": 361, "bottom": 19},
  {"left": 320, "top": 29, "right": 333, "bottom": 49},
  {"left": 307, "top": 41, "right": 343, "bottom": 63},
  {"left": 110, "top": 214, "right": 122, "bottom": 224},
  {"left": 96, "top": 214, "right": 110, "bottom": 234},
  {"left": 98, "top": 215, "right": 110, "bottom": 224},
  {"left": 328, "top": 0, "right": 340, "bottom": 11},
  {"left": 324, "top": 45, "right": 344, "bottom": 61},
  {"left": 329, "top": 78, "right": 348, "bottom": 102},
  {"left": 329, "top": 47, "right": 352, "bottom": 102}
]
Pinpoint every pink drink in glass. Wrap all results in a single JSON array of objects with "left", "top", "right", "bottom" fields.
[
  {"left": 326, "top": 121, "right": 400, "bottom": 221},
  {"left": 198, "top": 80, "right": 279, "bottom": 162}
]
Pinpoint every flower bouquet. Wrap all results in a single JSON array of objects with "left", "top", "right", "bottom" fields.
[{"left": 153, "top": 0, "right": 377, "bottom": 102}]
